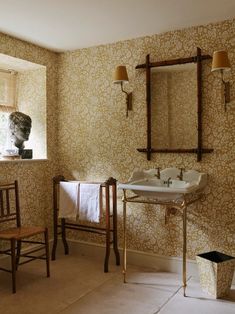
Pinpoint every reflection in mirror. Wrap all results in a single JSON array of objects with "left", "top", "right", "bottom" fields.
[{"left": 151, "top": 63, "right": 197, "bottom": 149}]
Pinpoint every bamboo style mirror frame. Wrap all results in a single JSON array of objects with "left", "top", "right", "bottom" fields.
[{"left": 136, "top": 47, "right": 214, "bottom": 161}]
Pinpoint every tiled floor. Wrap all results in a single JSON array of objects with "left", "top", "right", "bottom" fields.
[{"left": 0, "top": 250, "right": 234, "bottom": 314}]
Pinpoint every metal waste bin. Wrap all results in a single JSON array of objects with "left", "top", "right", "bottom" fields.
[{"left": 196, "top": 251, "right": 235, "bottom": 298}]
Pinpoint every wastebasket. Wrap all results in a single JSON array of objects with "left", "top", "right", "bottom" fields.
[{"left": 196, "top": 251, "right": 235, "bottom": 298}]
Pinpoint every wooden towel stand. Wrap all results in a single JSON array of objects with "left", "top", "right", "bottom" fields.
[{"left": 52, "top": 175, "right": 120, "bottom": 272}]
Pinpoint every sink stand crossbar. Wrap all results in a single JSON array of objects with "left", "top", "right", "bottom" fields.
[{"left": 121, "top": 190, "right": 203, "bottom": 296}]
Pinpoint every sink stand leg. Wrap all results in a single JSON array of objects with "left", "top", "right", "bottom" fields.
[
  {"left": 183, "top": 204, "right": 187, "bottom": 296},
  {"left": 122, "top": 190, "right": 127, "bottom": 283}
]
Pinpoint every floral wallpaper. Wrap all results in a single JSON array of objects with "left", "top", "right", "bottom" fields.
[
  {"left": 57, "top": 18, "right": 235, "bottom": 260},
  {"left": 17, "top": 67, "right": 47, "bottom": 159},
  {"left": 0, "top": 17, "right": 234, "bottom": 263},
  {"left": 0, "top": 33, "right": 59, "bottom": 231}
]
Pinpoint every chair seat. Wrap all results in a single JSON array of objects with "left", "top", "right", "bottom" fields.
[
  {"left": 0, "top": 181, "right": 50, "bottom": 293},
  {"left": 0, "top": 226, "right": 46, "bottom": 240}
]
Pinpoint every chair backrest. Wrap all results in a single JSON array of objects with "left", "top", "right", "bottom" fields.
[{"left": 0, "top": 181, "right": 21, "bottom": 227}]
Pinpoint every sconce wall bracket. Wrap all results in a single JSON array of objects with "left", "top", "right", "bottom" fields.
[
  {"left": 121, "top": 82, "right": 132, "bottom": 117},
  {"left": 222, "top": 79, "right": 230, "bottom": 111},
  {"left": 212, "top": 51, "right": 231, "bottom": 111},
  {"left": 113, "top": 65, "right": 133, "bottom": 117}
]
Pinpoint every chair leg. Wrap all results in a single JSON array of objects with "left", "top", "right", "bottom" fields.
[
  {"left": 11, "top": 239, "right": 16, "bottom": 293},
  {"left": 16, "top": 240, "right": 22, "bottom": 270},
  {"left": 44, "top": 228, "right": 50, "bottom": 278}
]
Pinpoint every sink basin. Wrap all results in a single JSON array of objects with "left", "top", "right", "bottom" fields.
[{"left": 118, "top": 168, "right": 207, "bottom": 201}]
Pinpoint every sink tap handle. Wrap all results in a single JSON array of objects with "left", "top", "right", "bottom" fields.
[
  {"left": 156, "top": 167, "right": 161, "bottom": 178},
  {"left": 154, "top": 167, "right": 161, "bottom": 179},
  {"left": 167, "top": 177, "right": 172, "bottom": 187},
  {"left": 163, "top": 177, "right": 172, "bottom": 187},
  {"left": 177, "top": 168, "right": 185, "bottom": 180}
]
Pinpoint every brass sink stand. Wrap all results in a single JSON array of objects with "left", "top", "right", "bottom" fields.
[{"left": 121, "top": 190, "right": 203, "bottom": 297}]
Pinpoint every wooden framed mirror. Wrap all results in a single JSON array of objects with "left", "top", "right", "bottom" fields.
[{"left": 136, "top": 47, "right": 213, "bottom": 161}]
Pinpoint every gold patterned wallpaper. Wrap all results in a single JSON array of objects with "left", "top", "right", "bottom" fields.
[
  {"left": 0, "top": 18, "right": 234, "bottom": 262},
  {"left": 0, "top": 33, "right": 58, "bottom": 230},
  {"left": 17, "top": 68, "right": 47, "bottom": 159},
  {"left": 57, "top": 18, "right": 235, "bottom": 260}
]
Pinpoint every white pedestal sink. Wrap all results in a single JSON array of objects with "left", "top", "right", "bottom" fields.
[
  {"left": 118, "top": 167, "right": 207, "bottom": 297},
  {"left": 118, "top": 167, "right": 207, "bottom": 201}
]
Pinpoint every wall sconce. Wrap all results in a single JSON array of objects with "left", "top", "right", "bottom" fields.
[
  {"left": 113, "top": 65, "right": 132, "bottom": 117},
  {"left": 211, "top": 50, "right": 231, "bottom": 111}
]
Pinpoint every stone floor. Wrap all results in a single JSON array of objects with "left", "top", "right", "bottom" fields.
[{"left": 0, "top": 250, "right": 234, "bottom": 314}]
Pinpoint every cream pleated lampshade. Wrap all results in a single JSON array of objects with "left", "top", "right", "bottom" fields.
[
  {"left": 113, "top": 66, "right": 129, "bottom": 83},
  {"left": 211, "top": 51, "right": 231, "bottom": 72}
]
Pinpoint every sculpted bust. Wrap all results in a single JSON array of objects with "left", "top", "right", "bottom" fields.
[{"left": 9, "top": 111, "right": 32, "bottom": 151}]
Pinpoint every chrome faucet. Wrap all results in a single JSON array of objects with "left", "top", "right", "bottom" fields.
[
  {"left": 164, "top": 177, "right": 172, "bottom": 187},
  {"left": 154, "top": 167, "right": 161, "bottom": 179},
  {"left": 177, "top": 168, "right": 185, "bottom": 181}
]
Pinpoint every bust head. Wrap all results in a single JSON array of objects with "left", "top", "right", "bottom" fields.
[{"left": 9, "top": 111, "right": 32, "bottom": 150}]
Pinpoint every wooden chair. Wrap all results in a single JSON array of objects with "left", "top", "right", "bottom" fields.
[{"left": 0, "top": 180, "right": 50, "bottom": 293}]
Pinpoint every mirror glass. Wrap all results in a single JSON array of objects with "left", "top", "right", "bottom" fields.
[{"left": 151, "top": 63, "right": 197, "bottom": 149}]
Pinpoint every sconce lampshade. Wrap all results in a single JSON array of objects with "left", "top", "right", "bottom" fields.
[
  {"left": 211, "top": 51, "right": 231, "bottom": 72},
  {"left": 113, "top": 66, "right": 129, "bottom": 84}
]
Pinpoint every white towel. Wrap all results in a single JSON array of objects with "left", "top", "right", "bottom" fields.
[
  {"left": 59, "top": 181, "right": 79, "bottom": 220},
  {"left": 79, "top": 183, "right": 101, "bottom": 223}
]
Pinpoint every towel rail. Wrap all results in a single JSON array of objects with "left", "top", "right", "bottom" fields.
[{"left": 52, "top": 175, "right": 120, "bottom": 272}]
